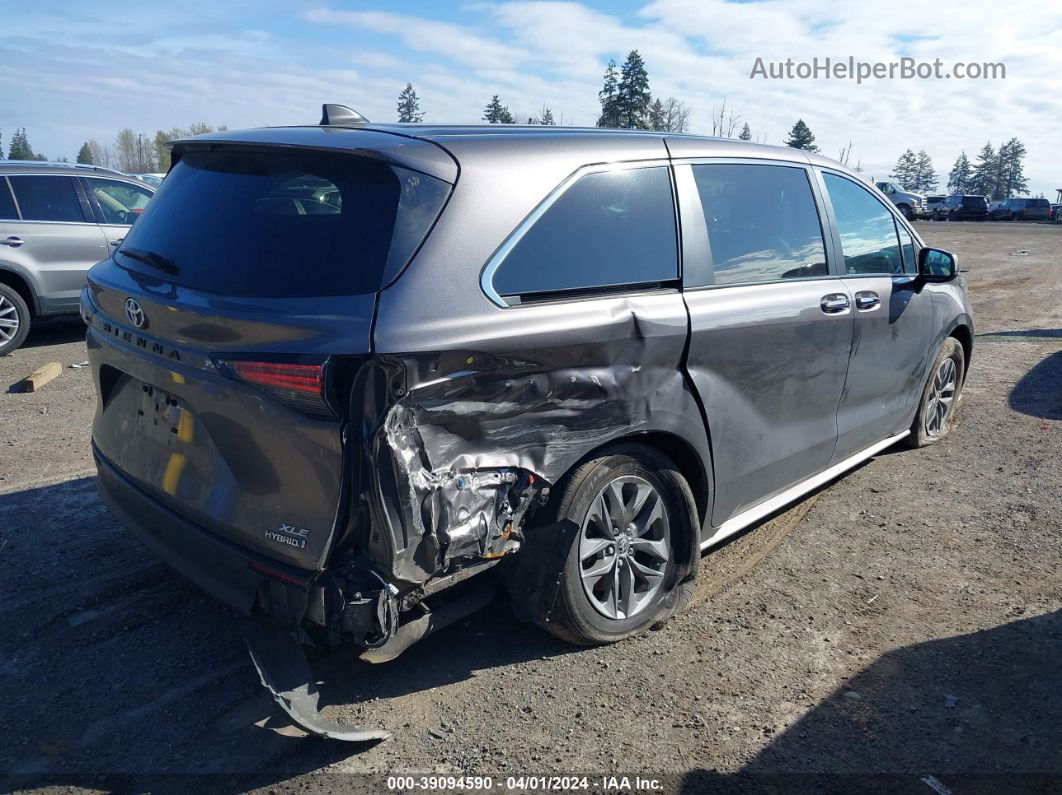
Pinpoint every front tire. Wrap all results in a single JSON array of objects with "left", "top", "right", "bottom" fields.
[
  {"left": 0, "top": 283, "right": 31, "bottom": 356},
  {"left": 908, "top": 338, "right": 965, "bottom": 448},
  {"left": 538, "top": 445, "right": 698, "bottom": 646}
]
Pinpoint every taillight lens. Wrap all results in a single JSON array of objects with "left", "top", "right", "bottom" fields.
[{"left": 225, "top": 359, "right": 335, "bottom": 418}]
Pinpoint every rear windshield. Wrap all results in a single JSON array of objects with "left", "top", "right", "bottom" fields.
[{"left": 116, "top": 149, "right": 450, "bottom": 297}]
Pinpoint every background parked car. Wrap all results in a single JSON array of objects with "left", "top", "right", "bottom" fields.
[
  {"left": 874, "top": 181, "right": 927, "bottom": 219},
  {"left": 129, "top": 173, "right": 165, "bottom": 187},
  {"left": 990, "top": 197, "right": 1052, "bottom": 221},
  {"left": 936, "top": 194, "right": 989, "bottom": 221},
  {"left": 925, "top": 195, "right": 948, "bottom": 218},
  {"left": 0, "top": 161, "right": 155, "bottom": 355},
  {"left": 1049, "top": 203, "right": 1061, "bottom": 221}
]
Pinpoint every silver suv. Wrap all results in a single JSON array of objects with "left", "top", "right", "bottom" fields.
[{"left": 0, "top": 162, "right": 155, "bottom": 355}]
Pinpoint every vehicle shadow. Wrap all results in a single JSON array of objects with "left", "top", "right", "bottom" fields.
[
  {"left": 19, "top": 315, "right": 86, "bottom": 350},
  {"left": 680, "top": 609, "right": 1062, "bottom": 791},
  {"left": 1009, "top": 348, "right": 1062, "bottom": 420},
  {"left": 0, "top": 476, "right": 577, "bottom": 792}
]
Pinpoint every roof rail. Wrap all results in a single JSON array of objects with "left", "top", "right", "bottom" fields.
[
  {"left": 319, "top": 104, "right": 370, "bottom": 127},
  {"left": 1, "top": 160, "right": 126, "bottom": 175}
]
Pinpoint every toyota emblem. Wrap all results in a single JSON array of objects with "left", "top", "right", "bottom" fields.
[{"left": 125, "top": 298, "right": 146, "bottom": 328}]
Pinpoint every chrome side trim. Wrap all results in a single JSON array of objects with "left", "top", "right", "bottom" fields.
[{"left": 700, "top": 430, "right": 910, "bottom": 551}]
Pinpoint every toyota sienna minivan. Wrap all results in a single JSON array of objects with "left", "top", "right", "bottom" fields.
[{"left": 84, "top": 107, "right": 972, "bottom": 702}]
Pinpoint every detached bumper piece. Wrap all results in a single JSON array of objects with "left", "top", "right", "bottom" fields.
[{"left": 243, "top": 616, "right": 390, "bottom": 743}]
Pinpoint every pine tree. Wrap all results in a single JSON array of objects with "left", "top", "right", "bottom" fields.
[
  {"left": 738, "top": 123, "right": 752, "bottom": 141},
  {"left": 890, "top": 149, "right": 918, "bottom": 188},
  {"left": 913, "top": 150, "right": 938, "bottom": 192},
  {"left": 597, "top": 59, "right": 620, "bottom": 127},
  {"left": 615, "top": 50, "right": 651, "bottom": 129},
  {"left": 996, "top": 138, "right": 1028, "bottom": 199},
  {"left": 76, "top": 142, "right": 93, "bottom": 164},
  {"left": 538, "top": 106, "right": 556, "bottom": 125},
  {"left": 970, "top": 142, "right": 997, "bottom": 198},
  {"left": 947, "top": 152, "right": 972, "bottom": 194},
  {"left": 648, "top": 98, "right": 665, "bottom": 131},
  {"left": 483, "top": 95, "right": 514, "bottom": 124},
  {"left": 784, "top": 119, "right": 818, "bottom": 152},
  {"left": 0, "top": 130, "right": 4, "bottom": 160},
  {"left": 396, "top": 83, "right": 424, "bottom": 123},
  {"left": 8, "top": 128, "right": 35, "bottom": 160}
]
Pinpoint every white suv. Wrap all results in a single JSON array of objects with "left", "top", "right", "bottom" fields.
[{"left": 0, "top": 162, "right": 155, "bottom": 354}]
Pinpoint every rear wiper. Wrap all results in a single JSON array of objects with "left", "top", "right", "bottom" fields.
[{"left": 119, "top": 247, "right": 179, "bottom": 276}]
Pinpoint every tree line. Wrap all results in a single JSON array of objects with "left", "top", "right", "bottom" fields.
[
  {"left": 0, "top": 124, "right": 227, "bottom": 172},
  {"left": 886, "top": 138, "right": 1032, "bottom": 200}
]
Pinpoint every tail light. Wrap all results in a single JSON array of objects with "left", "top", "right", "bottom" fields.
[{"left": 220, "top": 358, "right": 336, "bottom": 418}]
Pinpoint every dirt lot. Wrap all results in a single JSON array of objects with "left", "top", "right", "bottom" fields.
[{"left": 0, "top": 222, "right": 1059, "bottom": 792}]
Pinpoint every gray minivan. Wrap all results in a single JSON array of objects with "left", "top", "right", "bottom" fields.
[
  {"left": 83, "top": 107, "right": 972, "bottom": 735},
  {"left": 0, "top": 162, "right": 155, "bottom": 355}
]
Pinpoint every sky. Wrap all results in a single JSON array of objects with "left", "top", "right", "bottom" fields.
[{"left": 1, "top": 0, "right": 1060, "bottom": 197}]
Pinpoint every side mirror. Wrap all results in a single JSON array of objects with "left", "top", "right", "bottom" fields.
[{"left": 918, "top": 247, "right": 958, "bottom": 282}]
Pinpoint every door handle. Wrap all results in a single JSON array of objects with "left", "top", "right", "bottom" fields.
[
  {"left": 820, "top": 293, "right": 851, "bottom": 314},
  {"left": 854, "top": 291, "right": 881, "bottom": 311},
  {"left": 1, "top": 236, "right": 23, "bottom": 247},
  {"left": 110, "top": 238, "right": 125, "bottom": 247}
]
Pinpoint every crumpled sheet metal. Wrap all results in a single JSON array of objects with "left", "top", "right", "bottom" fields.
[{"left": 243, "top": 616, "right": 390, "bottom": 743}]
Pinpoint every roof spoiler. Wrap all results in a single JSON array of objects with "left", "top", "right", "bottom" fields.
[{"left": 320, "top": 104, "right": 370, "bottom": 127}]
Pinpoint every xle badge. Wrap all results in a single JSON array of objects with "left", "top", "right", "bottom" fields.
[{"left": 265, "top": 523, "right": 311, "bottom": 550}]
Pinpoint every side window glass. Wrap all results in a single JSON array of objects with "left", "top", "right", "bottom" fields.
[
  {"left": 896, "top": 222, "right": 917, "bottom": 274},
  {"left": 0, "top": 178, "right": 18, "bottom": 220},
  {"left": 692, "top": 163, "right": 827, "bottom": 285},
  {"left": 86, "top": 178, "right": 154, "bottom": 225},
  {"left": 7, "top": 175, "right": 86, "bottom": 223},
  {"left": 491, "top": 167, "right": 677, "bottom": 300},
  {"left": 823, "top": 173, "right": 903, "bottom": 275}
]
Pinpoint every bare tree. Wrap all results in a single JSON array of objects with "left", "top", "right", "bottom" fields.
[
  {"left": 838, "top": 140, "right": 854, "bottom": 165},
  {"left": 660, "top": 97, "right": 690, "bottom": 133},
  {"left": 710, "top": 99, "right": 741, "bottom": 138}
]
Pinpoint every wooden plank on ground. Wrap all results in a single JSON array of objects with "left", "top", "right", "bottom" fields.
[{"left": 14, "top": 361, "right": 63, "bottom": 393}]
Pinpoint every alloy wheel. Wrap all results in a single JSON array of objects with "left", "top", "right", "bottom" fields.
[
  {"left": 925, "top": 356, "right": 957, "bottom": 437},
  {"left": 578, "top": 475, "right": 671, "bottom": 620},
  {"left": 0, "top": 294, "right": 20, "bottom": 344}
]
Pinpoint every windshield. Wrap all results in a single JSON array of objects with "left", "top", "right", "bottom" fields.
[{"left": 116, "top": 149, "right": 450, "bottom": 297}]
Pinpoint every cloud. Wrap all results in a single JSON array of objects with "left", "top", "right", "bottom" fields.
[{"left": 1, "top": 0, "right": 1059, "bottom": 196}]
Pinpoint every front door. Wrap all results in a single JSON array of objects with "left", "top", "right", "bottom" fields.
[
  {"left": 818, "top": 171, "right": 936, "bottom": 461},
  {"left": 676, "top": 161, "right": 853, "bottom": 530}
]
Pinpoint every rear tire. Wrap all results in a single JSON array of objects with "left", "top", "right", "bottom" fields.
[
  {"left": 0, "top": 283, "right": 30, "bottom": 356},
  {"left": 538, "top": 445, "right": 698, "bottom": 646},
  {"left": 908, "top": 338, "right": 965, "bottom": 448}
]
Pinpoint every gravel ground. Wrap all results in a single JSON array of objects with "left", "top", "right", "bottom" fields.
[{"left": 0, "top": 222, "right": 1059, "bottom": 793}]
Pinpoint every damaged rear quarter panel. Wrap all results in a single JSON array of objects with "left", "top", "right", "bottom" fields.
[{"left": 364, "top": 293, "right": 710, "bottom": 589}]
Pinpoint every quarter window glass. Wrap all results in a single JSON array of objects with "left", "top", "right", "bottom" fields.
[
  {"left": 86, "top": 178, "right": 154, "bottom": 225},
  {"left": 692, "top": 164, "right": 827, "bottom": 285},
  {"left": 823, "top": 173, "right": 903, "bottom": 275},
  {"left": 491, "top": 167, "right": 677, "bottom": 299},
  {"left": 0, "top": 178, "right": 17, "bottom": 220},
  {"left": 8, "top": 175, "right": 86, "bottom": 223},
  {"left": 896, "top": 222, "right": 917, "bottom": 274}
]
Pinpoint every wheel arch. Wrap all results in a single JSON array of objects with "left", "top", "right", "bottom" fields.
[
  {"left": 0, "top": 266, "right": 37, "bottom": 316},
  {"left": 561, "top": 430, "right": 711, "bottom": 530},
  {"left": 948, "top": 322, "right": 973, "bottom": 383}
]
